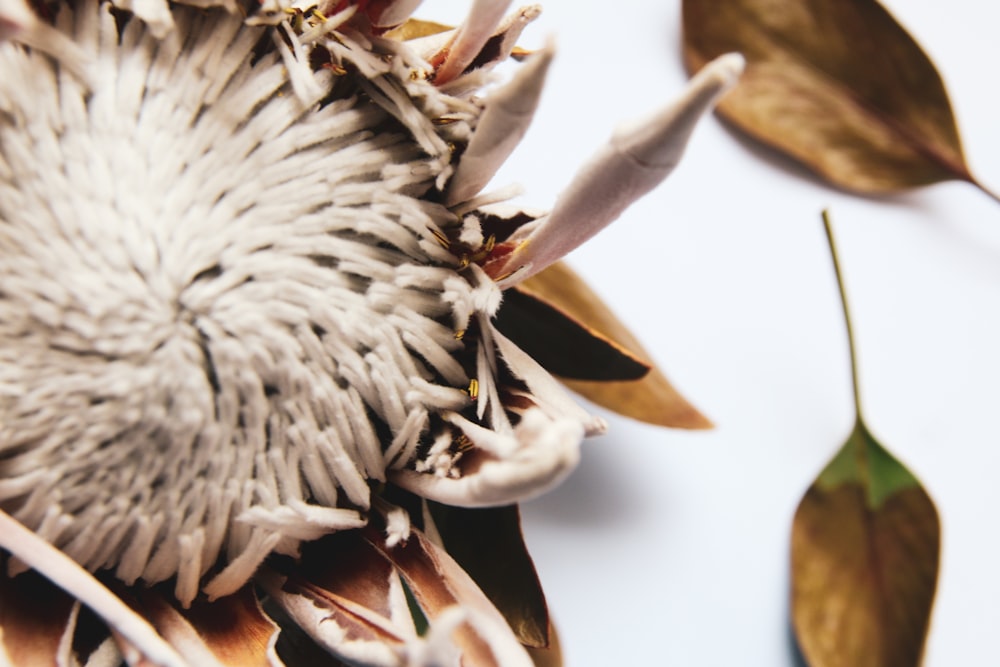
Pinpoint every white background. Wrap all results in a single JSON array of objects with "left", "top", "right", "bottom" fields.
[{"left": 427, "top": 1, "right": 1000, "bottom": 664}]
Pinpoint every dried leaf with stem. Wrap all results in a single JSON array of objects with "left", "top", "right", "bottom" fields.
[
  {"left": 791, "top": 212, "right": 941, "bottom": 667},
  {"left": 682, "top": 0, "right": 999, "bottom": 203}
]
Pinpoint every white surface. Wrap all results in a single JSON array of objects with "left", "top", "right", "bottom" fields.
[{"left": 424, "top": 0, "right": 1000, "bottom": 665}]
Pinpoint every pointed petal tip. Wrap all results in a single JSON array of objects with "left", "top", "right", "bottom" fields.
[
  {"left": 704, "top": 51, "right": 746, "bottom": 88},
  {"left": 0, "top": 0, "right": 37, "bottom": 41}
]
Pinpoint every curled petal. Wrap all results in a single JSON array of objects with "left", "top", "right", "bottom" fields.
[
  {"left": 445, "top": 40, "right": 553, "bottom": 206},
  {"left": 496, "top": 52, "right": 745, "bottom": 287},
  {"left": 121, "top": 587, "right": 283, "bottom": 667},
  {"left": 259, "top": 532, "right": 417, "bottom": 667},
  {"left": 0, "top": 571, "right": 75, "bottom": 666},
  {"left": 391, "top": 408, "right": 583, "bottom": 507}
]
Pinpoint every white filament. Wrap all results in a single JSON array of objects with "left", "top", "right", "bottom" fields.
[{"left": 0, "top": 0, "right": 529, "bottom": 605}]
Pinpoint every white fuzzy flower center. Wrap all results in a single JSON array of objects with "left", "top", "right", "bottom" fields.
[{"left": 0, "top": 1, "right": 500, "bottom": 602}]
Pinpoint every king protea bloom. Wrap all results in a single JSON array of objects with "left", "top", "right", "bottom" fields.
[{"left": 0, "top": 0, "right": 741, "bottom": 664}]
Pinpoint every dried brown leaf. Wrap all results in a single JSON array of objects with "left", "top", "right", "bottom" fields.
[
  {"left": 790, "top": 214, "right": 941, "bottom": 667},
  {"left": 792, "top": 425, "right": 940, "bottom": 667},
  {"left": 682, "top": 0, "right": 995, "bottom": 198},
  {"left": 518, "top": 262, "right": 711, "bottom": 429}
]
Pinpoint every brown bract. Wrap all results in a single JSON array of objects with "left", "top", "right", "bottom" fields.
[
  {"left": 512, "top": 262, "right": 712, "bottom": 429},
  {"left": 682, "top": 0, "right": 989, "bottom": 197}
]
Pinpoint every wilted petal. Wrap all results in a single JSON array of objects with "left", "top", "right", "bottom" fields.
[
  {"left": 366, "top": 527, "right": 533, "bottom": 667},
  {"left": 445, "top": 41, "right": 553, "bottom": 206},
  {"left": 259, "top": 532, "right": 416, "bottom": 667},
  {"left": 120, "top": 587, "right": 282, "bottom": 667},
  {"left": 519, "top": 262, "right": 712, "bottom": 429},
  {"left": 495, "top": 286, "right": 649, "bottom": 381},
  {"left": 391, "top": 408, "right": 583, "bottom": 507},
  {"left": 0, "top": 571, "right": 75, "bottom": 667},
  {"left": 496, "top": 53, "right": 745, "bottom": 286},
  {"left": 426, "top": 503, "right": 549, "bottom": 648}
]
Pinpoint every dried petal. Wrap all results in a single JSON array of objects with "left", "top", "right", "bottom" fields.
[
  {"left": 427, "top": 503, "right": 549, "bottom": 648},
  {"left": 0, "top": 571, "right": 75, "bottom": 667},
  {"left": 260, "top": 532, "right": 416, "bottom": 667},
  {"left": 124, "top": 587, "right": 282, "bottom": 667},
  {"left": 367, "top": 527, "right": 533, "bottom": 667},
  {"left": 496, "top": 287, "right": 648, "bottom": 381},
  {"left": 519, "top": 263, "right": 711, "bottom": 429}
]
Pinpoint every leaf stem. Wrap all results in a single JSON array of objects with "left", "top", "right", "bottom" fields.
[{"left": 822, "top": 211, "right": 864, "bottom": 422}]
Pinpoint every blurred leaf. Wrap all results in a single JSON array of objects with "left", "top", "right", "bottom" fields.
[
  {"left": 428, "top": 503, "right": 549, "bottom": 648},
  {"left": 520, "top": 262, "right": 712, "bottom": 429},
  {"left": 791, "top": 214, "right": 940, "bottom": 666},
  {"left": 682, "top": 0, "right": 996, "bottom": 199},
  {"left": 383, "top": 19, "right": 453, "bottom": 41}
]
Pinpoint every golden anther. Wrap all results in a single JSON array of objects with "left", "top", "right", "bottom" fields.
[
  {"left": 453, "top": 329, "right": 466, "bottom": 340},
  {"left": 457, "top": 256, "right": 470, "bottom": 270},
  {"left": 467, "top": 379, "right": 479, "bottom": 400},
  {"left": 455, "top": 434, "right": 474, "bottom": 452},
  {"left": 432, "top": 116, "right": 460, "bottom": 126},
  {"left": 483, "top": 235, "right": 496, "bottom": 253},
  {"left": 311, "top": 9, "right": 328, "bottom": 21},
  {"left": 431, "top": 228, "right": 450, "bottom": 248},
  {"left": 324, "top": 63, "right": 348, "bottom": 76}
]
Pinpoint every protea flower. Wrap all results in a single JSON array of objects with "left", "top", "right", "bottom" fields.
[{"left": 0, "top": 0, "right": 742, "bottom": 664}]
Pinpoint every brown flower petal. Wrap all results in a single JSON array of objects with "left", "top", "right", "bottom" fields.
[
  {"left": 0, "top": 571, "right": 75, "bottom": 666},
  {"left": 519, "top": 262, "right": 712, "bottom": 429},
  {"left": 118, "top": 586, "right": 282, "bottom": 667},
  {"left": 525, "top": 619, "right": 562, "bottom": 667},
  {"left": 260, "top": 532, "right": 416, "bottom": 666},
  {"left": 426, "top": 502, "right": 549, "bottom": 648},
  {"left": 497, "top": 287, "right": 649, "bottom": 382},
  {"left": 364, "top": 525, "right": 533, "bottom": 667}
]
